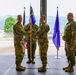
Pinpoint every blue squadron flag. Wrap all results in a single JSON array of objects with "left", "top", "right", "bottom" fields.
[
  {"left": 30, "top": 5, "right": 36, "bottom": 26},
  {"left": 52, "top": 8, "right": 60, "bottom": 50}
]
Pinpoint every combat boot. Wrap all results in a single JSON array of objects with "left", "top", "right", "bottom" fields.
[
  {"left": 16, "top": 65, "right": 26, "bottom": 71},
  {"left": 65, "top": 67, "right": 74, "bottom": 72},
  {"left": 38, "top": 66, "right": 46, "bottom": 72},
  {"left": 32, "top": 59, "right": 35, "bottom": 64},
  {"left": 63, "top": 66, "right": 70, "bottom": 70},
  {"left": 26, "top": 59, "right": 31, "bottom": 64}
]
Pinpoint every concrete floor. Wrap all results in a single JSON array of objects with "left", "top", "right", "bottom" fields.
[
  {"left": 0, "top": 37, "right": 76, "bottom": 75},
  {"left": 0, "top": 55, "right": 76, "bottom": 75}
]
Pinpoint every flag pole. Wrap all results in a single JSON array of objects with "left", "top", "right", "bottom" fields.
[
  {"left": 23, "top": 7, "right": 25, "bottom": 26},
  {"left": 23, "top": 7, "right": 27, "bottom": 58},
  {"left": 55, "top": 48, "right": 61, "bottom": 59},
  {"left": 54, "top": 7, "right": 61, "bottom": 59},
  {"left": 30, "top": 4, "right": 32, "bottom": 60},
  {"left": 57, "top": 49, "right": 58, "bottom": 58},
  {"left": 30, "top": 21, "right": 32, "bottom": 59},
  {"left": 29, "top": 4, "right": 36, "bottom": 59}
]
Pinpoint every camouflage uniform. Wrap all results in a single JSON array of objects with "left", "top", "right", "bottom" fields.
[
  {"left": 24, "top": 24, "right": 38, "bottom": 61},
  {"left": 13, "top": 22, "right": 27, "bottom": 66},
  {"left": 62, "top": 20, "right": 76, "bottom": 67},
  {"left": 37, "top": 23, "right": 50, "bottom": 67}
]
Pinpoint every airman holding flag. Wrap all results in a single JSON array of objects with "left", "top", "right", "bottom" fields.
[{"left": 24, "top": 5, "right": 38, "bottom": 64}]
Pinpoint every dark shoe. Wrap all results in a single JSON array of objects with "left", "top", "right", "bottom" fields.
[
  {"left": 16, "top": 65, "right": 25, "bottom": 71},
  {"left": 26, "top": 60, "right": 31, "bottom": 64},
  {"left": 32, "top": 60, "right": 35, "bottom": 64},
  {"left": 65, "top": 67, "right": 74, "bottom": 72},
  {"left": 38, "top": 66, "right": 46, "bottom": 72},
  {"left": 63, "top": 66, "right": 69, "bottom": 70}
]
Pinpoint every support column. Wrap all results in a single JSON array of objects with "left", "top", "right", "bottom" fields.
[{"left": 40, "top": 0, "right": 47, "bottom": 22}]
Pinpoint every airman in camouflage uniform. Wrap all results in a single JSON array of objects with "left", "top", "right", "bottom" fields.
[
  {"left": 13, "top": 15, "right": 28, "bottom": 71},
  {"left": 24, "top": 23, "right": 38, "bottom": 64},
  {"left": 62, "top": 13, "right": 76, "bottom": 72},
  {"left": 37, "top": 16, "right": 50, "bottom": 72}
]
